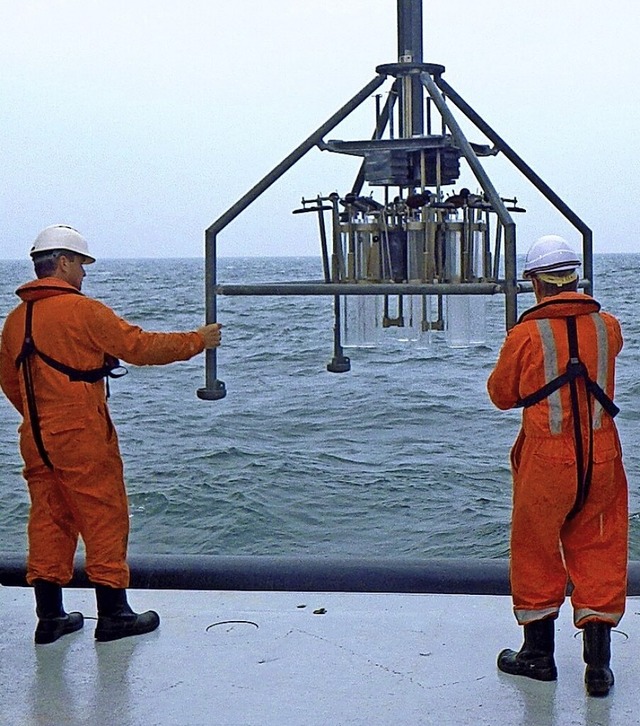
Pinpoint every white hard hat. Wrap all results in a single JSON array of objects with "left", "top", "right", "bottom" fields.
[
  {"left": 30, "top": 224, "right": 95, "bottom": 264},
  {"left": 523, "top": 235, "right": 580, "bottom": 278}
]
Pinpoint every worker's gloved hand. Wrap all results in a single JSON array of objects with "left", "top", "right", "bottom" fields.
[{"left": 197, "top": 323, "right": 222, "bottom": 349}]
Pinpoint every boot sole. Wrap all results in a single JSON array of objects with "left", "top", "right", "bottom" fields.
[
  {"left": 585, "top": 668, "right": 614, "bottom": 697},
  {"left": 35, "top": 613, "right": 84, "bottom": 645},
  {"left": 95, "top": 612, "right": 160, "bottom": 642},
  {"left": 587, "top": 685, "right": 613, "bottom": 697},
  {"left": 497, "top": 648, "right": 558, "bottom": 682}
]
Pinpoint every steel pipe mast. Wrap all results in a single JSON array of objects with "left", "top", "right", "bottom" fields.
[{"left": 197, "top": 0, "right": 592, "bottom": 400}]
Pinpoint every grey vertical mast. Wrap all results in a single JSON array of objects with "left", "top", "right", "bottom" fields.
[{"left": 397, "top": 0, "right": 424, "bottom": 137}]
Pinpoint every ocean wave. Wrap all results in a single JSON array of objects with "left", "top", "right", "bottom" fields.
[{"left": 1, "top": 255, "right": 638, "bottom": 559}]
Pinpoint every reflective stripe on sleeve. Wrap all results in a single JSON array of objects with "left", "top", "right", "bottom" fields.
[{"left": 590, "top": 313, "right": 609, "bottom": 430}]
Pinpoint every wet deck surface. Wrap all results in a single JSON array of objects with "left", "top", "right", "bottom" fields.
[{"left": 1, "top": 587, "right": 638, "bottom": 725}]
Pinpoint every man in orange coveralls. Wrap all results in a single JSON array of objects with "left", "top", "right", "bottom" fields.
[
  {"left": 487, "top": 235, "right": 627, "bottom": 697},
  {"left": 0, "top": 224, "right": 222, "bottom": 644}
]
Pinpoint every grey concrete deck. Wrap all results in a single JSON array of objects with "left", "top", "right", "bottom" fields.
[{"left": 1, "top": 587, "right": 638, "bottom": 726}]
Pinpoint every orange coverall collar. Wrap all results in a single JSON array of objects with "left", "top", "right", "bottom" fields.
[
  {"left": 15, "top": 277, "right": 84, "bottom": 303},
  {"left": 517, "top": 292, "right": 601, "bottom": 325}
]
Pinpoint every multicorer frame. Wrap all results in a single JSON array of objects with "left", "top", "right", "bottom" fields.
[{"left": 197, "top": 0, "right": 592, "bottom": 400}]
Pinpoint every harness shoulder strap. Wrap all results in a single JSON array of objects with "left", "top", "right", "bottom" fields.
[
  {"left": 16, "top": 301, "right": 54, "bottom": 469},
  {"left": 15, "top": 299, "right": 36, "bottom": 368},
  {"left": 14, "top": 298, "right": 127, "bottom": 384},
  {"left": 516, "top": 315, "right": 619, "bottom": 418},
  {"left": 566, "top": 317, "right": 586, "bottom": 516},
  {"left": 565, "top": 316, "right": 593, "bottom": 520},
  {"left": 13, "top": 297, "right": 128, "bottom": 470}
]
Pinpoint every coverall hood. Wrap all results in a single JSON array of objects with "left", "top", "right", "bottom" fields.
[
  {"left": 518, "top": 292, "right": 600, "bottom": 325},
  {"left": 15, "top": 278, "right": 83, "bottom": 304}
]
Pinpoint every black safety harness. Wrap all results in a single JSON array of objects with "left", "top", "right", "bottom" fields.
[
  {"left": 15, "top": 298, "right": 127, "bottom": 469},
  {"left": 516, "top": 312, "right": 619, "bottom": 520}
]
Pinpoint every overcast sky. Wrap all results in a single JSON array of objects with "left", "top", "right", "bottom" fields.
[{"left": 1, "top": 0, "right": 638, "bottom": 259}]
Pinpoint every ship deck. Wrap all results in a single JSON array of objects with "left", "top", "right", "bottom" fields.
[{"left": 1, "top": 586, "right": 638, "bottom": 726}]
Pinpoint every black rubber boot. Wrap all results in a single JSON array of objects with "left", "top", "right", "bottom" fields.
[
  {"left": 583, "top": 621, "right": 614, "bottom": 697},
  {"left": 33, "top": 580, "right": 84, "bottom": 645},
  {"left": 497, "top": 618, "right": 558, "bottom": 682},
  {"left": 94, "top": 586, "right": 160, "bottom": 642}
]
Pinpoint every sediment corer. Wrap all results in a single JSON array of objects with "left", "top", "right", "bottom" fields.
[{"left": 381, "top": 227, "right": 407, "bottom": 282}]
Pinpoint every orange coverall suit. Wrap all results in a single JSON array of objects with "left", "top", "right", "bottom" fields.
[
  {"left": 487, "top": 292, "right": 628, "bottom": 628},
  {"left": 0, "top": 278, "right": 205, "bottom": 588}
]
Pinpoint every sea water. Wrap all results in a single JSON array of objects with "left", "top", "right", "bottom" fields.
[{"left": 0, "top": 255, "right": 639, "bottom": 559}]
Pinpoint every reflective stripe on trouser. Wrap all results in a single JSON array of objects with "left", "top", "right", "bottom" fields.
[
  {"left": 21, "top": 410, "right": 130, "bottom": 589},
  {"left": 514, "top": 607, "right": 559, "bottom": 625},
  {"left": 510, "top": 434, "right": 628, "bottom": 628},
  {"left": 574, "top": 608, "right": 624, "bottom": 628}
]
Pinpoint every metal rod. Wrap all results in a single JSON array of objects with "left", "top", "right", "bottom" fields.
[
  {"left": 199, "top": 74, "right": 388, "bottom": 398},
  {"left": 351, "top": 80, "right": 400, "bottom": 197},
  {"left": 327, "top": 295, "right": 350, "bottom": 373},
  {"left": 420, "top": 72, "right": 515, "bottom": 231},
  {"left": 420, "top": 71, "right": 519, "bottom": 325},
  {"left": 317, "top": 204, "right": 331, "bottom": 282},
  {"left": 197, "top": 229, "right": 226, "bottom": 400},
  {"left": 206, "top": 74, "right": 387, "bottom": 237},
  {"left": 329, "top": 193, "right": 344, "bottom": 281},
  {"left": 435, "top": 75, "right": 593, "bottom": 295},
  {"left": 493, "top": 221, "right": 502, "bottom": 281},
  {"left": 214, "top": 282, "right": 503, "bottom": 296},
  {"left": 504, "top": 223, "right": 518, "bottom": 328},
  {"left": 397, "top": 0, "right": 424, "bottom": 135}
]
